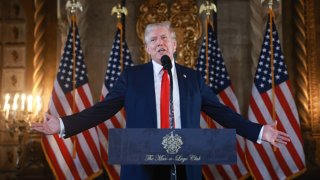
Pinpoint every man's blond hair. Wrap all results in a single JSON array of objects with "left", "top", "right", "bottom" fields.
[{"left": 144, "top": 21, "right": 176, "bottom": 44}]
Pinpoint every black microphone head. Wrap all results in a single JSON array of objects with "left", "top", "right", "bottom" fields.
[{"left": 161, "top": 55, "right": 172, "bottom": 70}]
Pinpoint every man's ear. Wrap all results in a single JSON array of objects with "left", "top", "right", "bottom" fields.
[
  {"left": 173, "top": 40, "right": 177, "bottom": 52},
  {"left": 145, "top": 44, "right": 150, "bottom": 54}
]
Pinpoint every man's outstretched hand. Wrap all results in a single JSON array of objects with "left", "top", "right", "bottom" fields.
[
  {"left": 262, "top": 121, "right": 290, "bottom": 147},
  {"left": 31, "top": 113, "right": 61, "bottom": 135}
]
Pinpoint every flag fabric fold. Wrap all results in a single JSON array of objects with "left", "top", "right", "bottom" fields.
[
  {"left": 42, "top": 21, "right": 102, "bottom": 179},
  {"left": 245, "top": 13, "right": 306, "bottom": 179},
  {"left": 97, "top": 23, "right": 134, "bottom": 180},
  {"left": 196, "top": 23, "right": 249, "bottom": 180}
]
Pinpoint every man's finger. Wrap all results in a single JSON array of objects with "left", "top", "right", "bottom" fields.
[
  {"left": 31, "top": 123, "right": 44, "bottom": 128},
  {"left": 275, "top": 139, "right": 288, "bottom": 145},
  {"left": 279, "top": 135, "right": 290, "bottom": 143}
]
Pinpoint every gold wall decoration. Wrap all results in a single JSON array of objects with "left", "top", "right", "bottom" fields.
[
  {"left": 136, "top": 0, "right": 201, "bottom": 67},
  {"left": 33, "top": 0, "right": 46, "bottom": 96},
  {"left": 294, "top": 0, "right": 320, "bottom": 166},
  {"left": 305, "top": 0, "right": 320, "bottom": 134},
  {"left": 136, "top": 0, "right": 169, "bottom": 64},
  {"left": 294, "top": 0, "right": 310, "bottom": 131},
  {"left": 169, "top": 0, "right": 201, "bottom": 68}
]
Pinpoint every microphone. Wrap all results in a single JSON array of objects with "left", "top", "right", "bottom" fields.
[
  {"left": 160, "top": 55, "right": 176, "bottom": 180},
  {"left": 161, "top": 55, "right": 172, "bottom": 71}
]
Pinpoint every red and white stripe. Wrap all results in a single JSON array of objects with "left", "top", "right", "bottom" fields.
[
  {"left": 245, "top": 81, "right": 306, "bottom": 179},
  {"left": 42, "top": 80, "right": 102, "bottom": 179},
  {"left": 201, "top": 86, "right": 249, "bottom": 180},
  {"left": 97, "top": 86, "right": 126, "bottom": 180}
]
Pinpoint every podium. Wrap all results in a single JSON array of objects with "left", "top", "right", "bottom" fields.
[{"left": 108, "top": 128, "right": 236, "bottom": 165}]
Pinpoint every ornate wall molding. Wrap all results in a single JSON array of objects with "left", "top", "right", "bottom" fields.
[
  {"left": 169, "top": 0, "right": 201, "bottom": 67},
  {"left": 294, "top": 0, "right": 310, "bottom": 131},
  {"left": 33, "top": 0, "right": 46, "bottom": 96},
  {"left": 136, "top": 0, "right": 168, "bottom": 64},
  {"left": 305, "top": 0, "right": 320, "bottom": 134},
  {"left": 136, "top": 0, "right": 201, "bottom": 67},
  {"left": 294, "top": 0, "right": 320, "bottom": 167}
]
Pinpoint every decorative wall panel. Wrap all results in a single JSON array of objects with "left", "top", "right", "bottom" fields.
[{"left": 136, "top": 0, "right": 201, "bottom": 67}]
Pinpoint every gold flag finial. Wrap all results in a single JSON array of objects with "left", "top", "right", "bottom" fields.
[
  {"left": 66, "top": 0, "right": 83, "bottom": 14},
  {"left": 260, "top": 0, "right": 280, "bottom": 9},
  {"left": 111, "top": 4, "right": 128, "bottom": 20},
  {"left": 199, "top": 1, "right": 217, "bottom": 16}
]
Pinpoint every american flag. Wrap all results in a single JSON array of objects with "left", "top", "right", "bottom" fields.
[
  {"left": 196, "top": 23, "right": 249, "bottom": 179},
  {"left": 245, "top": 15, "right": 306, "bottom": 179},
  {"left": 41, "top": 23, "right": 102, "bottom": 179},
  {"left": 97, "top": 24, "right": 133, "bottom": 179}
]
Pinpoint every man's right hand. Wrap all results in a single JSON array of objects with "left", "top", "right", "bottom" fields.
[{"left": 31, "top": 113, "right": 61, "bottom": 135}]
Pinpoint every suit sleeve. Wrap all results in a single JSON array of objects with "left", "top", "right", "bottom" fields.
[
  {"left": 198, "top": 73, "right": 263, "bottom": 142},
  {"left": 61, "top": 70, "right": 128, "bottom": 138}
]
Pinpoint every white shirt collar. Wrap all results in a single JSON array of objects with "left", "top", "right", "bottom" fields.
[{"left": 152, "top": 59, "right": 175, "bottom": 76}]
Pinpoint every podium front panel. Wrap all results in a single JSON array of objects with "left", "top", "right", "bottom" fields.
[{"left": 108, "top": 128, "right": 236, "bottom": 165}]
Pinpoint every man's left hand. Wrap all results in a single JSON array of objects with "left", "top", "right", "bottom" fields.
[{"left": 262, "top": 121, "right": 290, "bottom": 148}]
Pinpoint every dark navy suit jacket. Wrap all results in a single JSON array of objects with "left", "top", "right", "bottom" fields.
[{"left": 62, "top": 62, "right": 262, "bottom": 180}]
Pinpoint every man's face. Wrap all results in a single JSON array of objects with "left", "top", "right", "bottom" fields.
[{"left": 145, "top": 27, "right": 177, "bottom": 64}]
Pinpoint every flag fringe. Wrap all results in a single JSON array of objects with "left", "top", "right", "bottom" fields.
[
  {"left": 41, "top": 139, "right": 60, "bottom": 179},
  {"left": 102, "top": 161, "right": 120, "bottom": 180},
  {"left": 285, "top": 168, "right": 306, "bottom": 180},
  {"left": 41, "top": 137, "right": 103, "bottom": 179}
]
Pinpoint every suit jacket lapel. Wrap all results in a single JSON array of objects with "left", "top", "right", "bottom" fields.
[
  {"left": 175, "top": 63, "right": 188, "bottom": 128},
  {"left": 145, "top": 62, "right": 157, "bottom": 128}
]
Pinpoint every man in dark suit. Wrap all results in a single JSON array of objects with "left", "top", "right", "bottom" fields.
[{"left": 32, "top": 21, "right": 290, "bottom": 180}]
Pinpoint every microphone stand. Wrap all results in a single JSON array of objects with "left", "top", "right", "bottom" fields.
[{"left": 167, "top": 70, "right": 177, "bottom": 180}]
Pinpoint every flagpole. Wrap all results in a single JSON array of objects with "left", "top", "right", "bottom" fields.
[
  {"left": 268, "top": 5, "right": 276, "bottom": 123},
  {"left": 266, "top": 0, "right": 279, "bottom": 151},
  {"left": 205, "top": 18, "right": 209, "bottom": 84},
  {"left": 199, "top": 1, "right": 217, "bottom": 130},
  {"left": 199, "top": 1, "right": 217, "bottom": 85},
  {"left": 119, "top": 23, "right": 123, "bottom": 71},
  {"left": 70, "top": 14, "right": 78, "bottom": 158},
  {"left": 112, "top": 4, "right": 128, "bottom": 72},
  {"left": 66, "top": 0, "right": 83, "bottom": 159}
]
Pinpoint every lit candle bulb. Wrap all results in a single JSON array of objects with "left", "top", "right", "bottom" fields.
[
  {"left": 27, "top": 95, "right": 33, "bottom": 112},
  {"left": 5, "top": 104, "right": 10, "bottom": 119},
  {"left": 21, "top": 94, "right": 26, "bottom": 111},
  {"left": 3, "top": 93, "right": 10, "bottom": 111},
  {"left": 3, "top": 94, "right": 10, "bottom": 120},
  {"left": 35, "top": 96, "right": 42, "bottom": 115},
  {"left": 12, "top": 93, "right": 19, "bottom": 111}
]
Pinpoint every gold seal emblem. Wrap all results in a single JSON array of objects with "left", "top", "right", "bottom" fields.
[{"left": 162, "top": 131, "right": 183, "bottom": 154}]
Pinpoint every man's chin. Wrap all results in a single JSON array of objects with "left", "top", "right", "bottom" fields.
[{"left": 158, "top": 53, "right": 168, "bottom": 59}]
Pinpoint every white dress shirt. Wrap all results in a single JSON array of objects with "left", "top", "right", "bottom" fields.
[{"left": 152, "top": 60, "right": 181, "bottom": 129}]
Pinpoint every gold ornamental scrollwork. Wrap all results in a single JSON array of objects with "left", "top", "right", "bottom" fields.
[
  {"left": 136, "top": 0, "right": 202, "bottom": 67},
  {"left": 169, "top": 0, "right": 202, "bottom": 68},
  {"left": 136, "top": 0, "right": 168, "bottom": 64}
]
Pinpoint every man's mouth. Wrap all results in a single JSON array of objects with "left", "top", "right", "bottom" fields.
[{"left": 157, "top": 48, "right": 166, "bottom": 53}]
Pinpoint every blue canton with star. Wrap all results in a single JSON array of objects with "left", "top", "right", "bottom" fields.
[
  {"left": 196, "top": 24, "right": 231, "bottom": 94},
  {"left": 57, "top": 25, "right": 89, "bottom": 93},
  {"left": 104, "top": 28, "right": 134, "bottom": 90},
  {"left": 254, "top": 17, "right": 288, "bottom": 93}
]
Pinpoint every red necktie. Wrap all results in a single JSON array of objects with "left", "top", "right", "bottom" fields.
[{"left": 160, "top": 69, "right": 170, "bottom": 128}]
